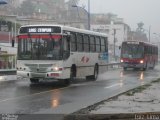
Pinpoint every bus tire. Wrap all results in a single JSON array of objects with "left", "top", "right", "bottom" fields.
[
  {"left": 70, "top": 65, "right": 76, "bottom": 82},
  {"left": 123, "top": 67, "right": 127, "bottom": 71},
  {"left": 143, "top": 63, "right": 147, "bottom": 71},
  {"left": 90, "top": 64, "right": 99, "bottom": 81},
  {"left": 30, "top": 78, "right": 39, "bottom": 84},
  {"left": 143, "top": 68, "right": 146, "bottom": 71}
]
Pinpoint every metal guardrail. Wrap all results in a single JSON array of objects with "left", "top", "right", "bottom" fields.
[
  {"left": 107, "top": 62, "right": 121, "bottom": 69},
  {"left": 0, "top": 44, "right": 17, "bottom": 48},
  {"left": 0, "top": 69, "right": 16, "bottom": 75}
]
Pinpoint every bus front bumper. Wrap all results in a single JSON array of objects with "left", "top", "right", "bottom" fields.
[
  {"left": 17, "top": 71, "right": 63, "bottom": 79},
  {"left": 121, "top": 63, "right": 144, "bottom": 68}
]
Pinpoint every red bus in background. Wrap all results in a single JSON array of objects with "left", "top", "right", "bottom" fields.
[{"left": 120, "top": 41, "right": 158, "bottom": 71}]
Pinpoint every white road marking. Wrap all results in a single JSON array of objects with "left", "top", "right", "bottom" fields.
[
  {"left": 0, "top": 86, "right": 69, "bottom": 103},
  {"left": 104, "top": 83, "right": 121, "bottom": 89}
]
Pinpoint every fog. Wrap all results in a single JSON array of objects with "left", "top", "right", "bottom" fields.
[{"left": 78, "top": 0, "right": 160, "bottom": 36}]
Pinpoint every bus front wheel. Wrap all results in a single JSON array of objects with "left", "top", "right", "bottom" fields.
[
  {"left": 143, "top": 63, "right": 148, "bottom": 71},
  {"left": 30, "top": 78, "right": 39, "bottom": 84},
  {"left": 123, "top": 67, "right": 127, "bottom": 71}
]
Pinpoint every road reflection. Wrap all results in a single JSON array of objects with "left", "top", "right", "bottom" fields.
[
  {"left": 51, "top": 90, "right": 61, "bottom": 108},
  {"left": 29, "top": 81, "right": 65, "bottom": 93},
  {"left": 52, "top": 99, "right": 59, "bottom": 107},
  {"left": 121, "top": 70, "right": 145, "bottom": 86},
  {"left": 119, "top": 71, "right": 124, "bottom": 87},
  {"left": 139, "top": 72, "right": 144, "bottom": 85},
  {"left": 0, "top": 76, "right": 4, "bottom": 81}
]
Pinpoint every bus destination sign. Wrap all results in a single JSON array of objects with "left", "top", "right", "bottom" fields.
[
  {"left": 127, "top": 41, "right": 139, "bottom": 44},
  {"left": 28, "top": 28, "right": 52, "bottom": 33},
  {"left": 19, "top": 26, "right": 61, "bottom": 34}
]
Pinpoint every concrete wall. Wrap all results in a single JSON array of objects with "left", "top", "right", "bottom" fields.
[{"left": 0, "top": 43, "right": 17, "bottom": 54}]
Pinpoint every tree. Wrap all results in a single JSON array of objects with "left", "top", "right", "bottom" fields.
[
  {"left": 135, "top": 22, "right": 148, "bottom": 41},
  {"left": 68, "top": 0, "right": 80, "bottom": 6},
  {"left": 106, "top": 13, "right": 117, "bottom": 24},
  {"left": 17, "top": 1, "right": 35, "bottom": 16},
  {"left": 136, "top": 22, "right": 144, "bottom": 32}
]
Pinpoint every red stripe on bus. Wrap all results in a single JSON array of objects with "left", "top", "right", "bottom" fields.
[{"left": 17, "top": 35, "right": 62, "bottom": 39}]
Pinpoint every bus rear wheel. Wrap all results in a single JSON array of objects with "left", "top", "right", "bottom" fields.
[
  {"left": 30, "top": 78, "right": 39, "bottom": 84},
  {"left": 151, "top": 61, "right": 155, "bottom": 69},
  {"left": 70, "top": 65, "right": 76, "bottom": 82},
  {"left": 88, "top": 64, "right": 99, "bottom": 81}
]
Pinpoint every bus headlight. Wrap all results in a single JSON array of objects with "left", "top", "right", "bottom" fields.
[
  {"left": 52, "top": 67, "right": 63, "bottom": 71},
  {"left": 140, "top": 60, "right": 144, "bottom": 64},
  {"left": 54, "top": 67, "right": 59, "bottom": 71},
  {"left": 120, "top": 59, "right": 124, "bottom": 63}
]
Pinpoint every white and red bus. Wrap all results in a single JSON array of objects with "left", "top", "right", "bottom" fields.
[
  {"left": 17, "top": 25, "right": 108, "bottom": 84},
  {"left": 120, "top": 41, "right": 158, "bottom": 71}
]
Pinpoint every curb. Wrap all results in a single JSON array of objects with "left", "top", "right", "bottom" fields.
[{"left": 70, "top": 78, "right": 160, "bottom": 117}]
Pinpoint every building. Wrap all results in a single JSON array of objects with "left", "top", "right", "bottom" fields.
[
  {"left": 91, "top": 15, "right": 130, "bottom": 62},
  {"left": 0, "top": 23, "right": 17, "bottom": 70}
]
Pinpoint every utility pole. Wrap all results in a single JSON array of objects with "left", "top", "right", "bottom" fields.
[
  {"left": 149, "top": 26, "right": 151, "bottom": 42},
  {"left": 88, "top": 0, "right": 90, "bottom": 30},
  {"left": 113, "top": 29, "right": 116, "bottom": 61}
]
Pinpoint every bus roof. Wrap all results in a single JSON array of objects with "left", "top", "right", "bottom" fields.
[
  {"left": 19, "top": 24, "right": 108, "bottom": 37},
  {"left": 123, "top": 40, "right": 157, "bottom": 47}
]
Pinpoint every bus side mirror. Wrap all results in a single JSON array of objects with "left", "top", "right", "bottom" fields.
[{"left": 119, "top": 46, "right": 121, "bottom": 49}]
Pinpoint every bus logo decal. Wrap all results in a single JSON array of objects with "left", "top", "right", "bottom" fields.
[{"left": 81, "top": 56, "right": 89, "bottom": 63}]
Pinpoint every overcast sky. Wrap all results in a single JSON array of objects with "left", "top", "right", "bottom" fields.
[{"left": 77, "top": 0, "right": 160, "bottom": 36}]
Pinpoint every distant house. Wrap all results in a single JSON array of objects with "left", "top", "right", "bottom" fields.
[
  {"left": 0, "top": 31, "right": 17, "bottom": 70},
  {"left": 0, "top": 31, "right": 17, "bottom": 53},
  {"left": 0, "top": 31, "right": 10, "bottom": 43}
]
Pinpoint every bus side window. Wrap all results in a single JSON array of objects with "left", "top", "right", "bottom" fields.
[
  {"left": 77, "top": 34, "right": 83, "bottom": 52},
  {"left": 146, "top": 46, "right": 148, "bottom": 54},
  {"left": 101, "top": 37, "right": 106, "bottom": 52},
  {"left": 95, "top": 36, "right": 101, "bottom": 52},
  {"left": 90, "top": 36, "right": 95, "bottom": 52},
  {"left": 84, "top": 34, "right": 89, "bottom": 52},
  {"left": 105, "top": 37, "right": 108, "bottom": 52},
  {"left": 71, "top": 33, "right": 77, "bottom": 52}
]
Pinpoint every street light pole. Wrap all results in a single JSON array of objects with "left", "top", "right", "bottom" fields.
[{"left": 72, "top": 0, "right": 90, "bottom": 30}]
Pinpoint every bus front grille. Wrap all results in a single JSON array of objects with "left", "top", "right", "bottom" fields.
[{"left": 25, "top": 64, "right": 51, "bottom": 72}]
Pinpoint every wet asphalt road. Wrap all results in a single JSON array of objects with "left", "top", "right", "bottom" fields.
[{"left": 0, "top": 65, "right": 160, "bottom": 116}]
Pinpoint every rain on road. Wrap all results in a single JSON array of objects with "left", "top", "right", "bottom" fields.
[{"left": 0, "top": 65, "right": 160, "bottom": 114}]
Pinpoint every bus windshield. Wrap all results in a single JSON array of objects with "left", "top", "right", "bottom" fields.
[
  {"left": 18, "top": 35, "right": 63, "bottom": 60},
  {"left": 121, "top": 43, "right": 144, "bottom": 59}
]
